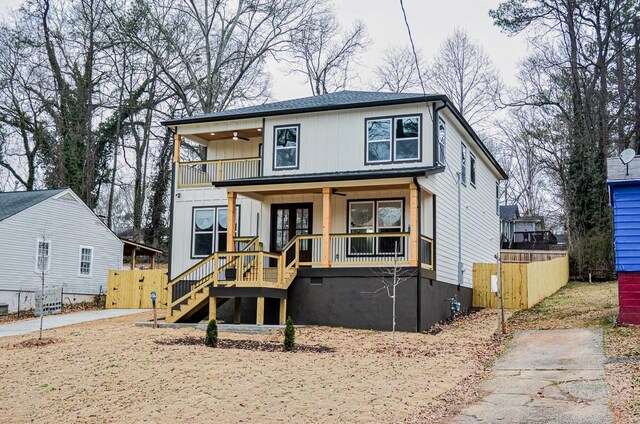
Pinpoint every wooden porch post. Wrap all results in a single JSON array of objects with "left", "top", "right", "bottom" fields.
[
  {"left": 409, "top": 183, "right": 419, "bottom": 267},
  {"left": 279, "top": 298, "right": 287, "bottom": 325},
  {"left": 227, "top": 191, "right": 237, "bottom": 252},
  {"left": 172, "top": 133, "right": 181, "bottom": 163},
  {"left": 322, "top": 187, "right": 332, "bottom": 268},
  {"left": 150, "top": 253, "right": 156, "bottom": 270},
  {"left": 256, "top": 297, "right": 265, "bottom": 325},
  {"left": 209, "top": 296, "right": 217, "bottom": 321},
  {"left": 131, "top": 247, "right": 137, "bottom": 270}
]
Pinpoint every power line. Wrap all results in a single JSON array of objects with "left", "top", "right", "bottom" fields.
[{"left": 399, "top": 0, "right": 429, "bottom": 104}]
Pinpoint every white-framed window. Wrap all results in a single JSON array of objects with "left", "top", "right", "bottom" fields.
[
  {"left": 274, "top": 125, "right": 299, "bottom": 169},
  {"left": 461, "top": 143, "right": 467, "bottom": 186},
  {"left": 78, "top": 246, "right": 93, "bottom": 277},
  {"left": 366, "top": 115, "right": 421, "bottom": 164},
  {"left": 36, "top": 239, "right": 51, "bottom": 272},
  {"left": 437, "top": 117, "right": 446, "bottom": 165},
  {"left": 470, "top": 153, "right": 477, "bottom": 187},
  {"left": 192, "top": 206, "right": 239, "bottom": 258},
  {"left": 348, "top": 199, "right": 404, "bottom": 255}
]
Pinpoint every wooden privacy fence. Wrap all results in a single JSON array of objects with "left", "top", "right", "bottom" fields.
[
  {"left": 106, "top": 269, "right": 168, "bottom": 309},
  {"left": 473, "top": 255, "right": 569, "bottom": 309},
  {"left": 500, "top": 249, "right": 567, "bottom": 263}
]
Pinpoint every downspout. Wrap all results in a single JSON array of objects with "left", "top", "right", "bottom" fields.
[
  {"left": 167, "top": 126, "right": 178, "bottom": 282},
  {"left": 414, "top": 177, "right": 422, "bottom": 332},
  {"left": 457, "top": 170, "right": 462, "bottom": 287}
]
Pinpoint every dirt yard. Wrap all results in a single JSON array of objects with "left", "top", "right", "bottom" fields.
[
  {"left": 509, "top": 281, "right": 640, "bottom": 424},
  {"left": 0, "top": 309, "right": 505, "bottom": 423}
]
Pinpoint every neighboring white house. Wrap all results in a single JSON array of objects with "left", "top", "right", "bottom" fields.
[
  {"left": 162, "top": 91, "right": 508, "bottom": 331},
  {"left": 0, "top": 188, "right": 123, "bottom": 312}
]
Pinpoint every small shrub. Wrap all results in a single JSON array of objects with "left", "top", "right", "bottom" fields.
[
  {"left": 205, "top": 319, "right": 218, "bottom": 347},
  {"left": 283, "top": 316, "right": 295, "bottom": 352}
]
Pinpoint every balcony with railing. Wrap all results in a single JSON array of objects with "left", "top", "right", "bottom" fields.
[{"left": 177, "top": 157, "right": 262, "bottom": 188}]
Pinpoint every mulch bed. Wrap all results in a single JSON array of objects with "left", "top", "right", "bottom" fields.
[
  {"left": 155, "top": 336, "right": 335, "bottom": 353},
  {"left": 8, "top": 338, "right": 59, "bottom": 349}
]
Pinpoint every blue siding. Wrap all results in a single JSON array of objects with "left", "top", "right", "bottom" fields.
[{"left": 612, "top": 184, "right": 640, "bottom": 272}]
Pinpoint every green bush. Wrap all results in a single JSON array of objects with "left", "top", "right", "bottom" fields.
[
  {"left": 205, "top": 319, "right": 218, "bottom": 348},
  {"left": 283, "top": 316, "right": 295, "bottom": 352}
]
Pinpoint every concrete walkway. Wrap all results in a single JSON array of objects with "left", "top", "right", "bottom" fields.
[
  {"left": 455, "top": 329, "right": 612, "bottom": 424},
  {"left": 0, "top": 309, "right": 146, "bottom": 338}
]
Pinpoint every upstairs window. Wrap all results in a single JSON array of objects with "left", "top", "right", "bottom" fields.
[
  {"left": 470, "top": 154, "right": 477, "bottom": 187},
  {"left": 79, "top": 246, "right": 93, "bottom": 276},
  {"left": 366, "top": 115, "right": 421, "bottom": 164},
  {"left": 437, "top": 117, "right": 446, "bottom": 165},
  {"left": 36, "top": 240, "right": 51, "bottom": 272},
  {"left": 274, "top": 125, "right": 299, "bottom": 169},
  {"left": 461, "top": 143, "right": 467, "bottom": 185}
]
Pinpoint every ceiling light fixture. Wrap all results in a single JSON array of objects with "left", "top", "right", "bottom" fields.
[
  {"left": 210, "top": 132, "right": 215, "bottom": 136},
  {"left": 233, "top": 132, "right": 238, "bottom": 140},
  {"left": 257, "top": 128, "right": 262, "bottom": 132}
]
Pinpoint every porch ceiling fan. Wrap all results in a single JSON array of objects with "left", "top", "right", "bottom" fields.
[{"left": 230, "top": 131, "right": 250, "bottom": 141}]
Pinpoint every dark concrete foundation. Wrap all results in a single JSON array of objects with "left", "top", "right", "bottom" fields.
[{"left": 286, "top": 267, "right": 472, "bottom": 332}]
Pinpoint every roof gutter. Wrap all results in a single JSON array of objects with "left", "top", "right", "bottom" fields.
[{"left": 214, "top": 166, "right": 445, "bottom": 188}]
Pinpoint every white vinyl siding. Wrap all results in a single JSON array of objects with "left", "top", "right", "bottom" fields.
[
  {"left": 0, "top": 190, "right": 122, "bottom": 296},
  {"left": 419, "top": 111, "right": 502, "bottom": 288}
]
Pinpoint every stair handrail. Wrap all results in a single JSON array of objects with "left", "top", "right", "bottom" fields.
[
  {"left": 280, "top": 235, "right": 301, "bottom": 287},
  {"left": 167, "top": 236, "right": 260, "bottom": 312}
]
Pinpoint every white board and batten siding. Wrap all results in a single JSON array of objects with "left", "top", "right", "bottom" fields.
[
  {"left": 170, "top": 186, "right": 262, "bottom": 279},
  {"left": 0, "top": 190, "right": 123, "bottom": 311},
  {"left": 262, "top": 104, "right": 434, "bottom": 175},
  {"left": 420, "top": 109, "right": 502, "bottom": 288}
]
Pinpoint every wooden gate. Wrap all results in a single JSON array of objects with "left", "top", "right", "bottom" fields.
[{"left": 106, "top": 269, "right": 168, "bottom": 309}]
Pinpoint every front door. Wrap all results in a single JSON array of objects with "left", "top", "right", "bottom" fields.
[{"left": 270, "top": 203, "right": 313, "bottom": 264}]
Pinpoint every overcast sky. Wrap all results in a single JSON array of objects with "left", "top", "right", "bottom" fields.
[{"left": 1, "top": 0, "right": 528, "bottom": 101}]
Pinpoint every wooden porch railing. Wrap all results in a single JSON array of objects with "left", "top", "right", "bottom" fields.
[
  {"left": 177, "top": 157, "right": 261, "bottom": 187},
  {"left": 329, "top": 233, "right": 411, "bottom": 266}
]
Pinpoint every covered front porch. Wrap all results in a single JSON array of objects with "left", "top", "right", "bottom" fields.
[{"left": 166, "top": 174, "right": 436, "bottom": 325}]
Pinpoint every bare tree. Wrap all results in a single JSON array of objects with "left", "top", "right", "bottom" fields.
[
  {"left": 363, "top": 243, "right": 417, "bottom": 345},
  {"left": 290, "top": 8, "right": 368, "bottom": 95},
  {"left": 427, "top": 28, "right": 501, "bottom": 127},
  {"left": 372, "top": 45, "right": 426, "bottom": 93}
]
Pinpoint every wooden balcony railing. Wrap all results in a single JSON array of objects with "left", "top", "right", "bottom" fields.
[{"left": 177, "top": 157, "right": 261, "bottom": 188}]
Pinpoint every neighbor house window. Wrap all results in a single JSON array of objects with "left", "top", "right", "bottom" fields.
[
  {"left": 192, "top": 206, "right": 239, "bottom": 257},
  {"left": 79, "top": 246, "right": 93, "bottom": 276},
  {"left": 437, "top": 117, "right": 446, "bottom": 165},
  {"left": 470, "top": 154, "right": 477, "bottom": 187},
  {"left": 348, "top": 199, "right": 403, "bottom": 255},
  {"left": 461, "top": 143, "right": 467, "bottom": 185},
  {"left": 36, "top": 240, "right": 50, "bottom": 272},
  {"left": 274, "top": 125, "right": 299, "bottom": 169},
  {"left": 366, "top": 115, "right": 421, "bottom": 164}
]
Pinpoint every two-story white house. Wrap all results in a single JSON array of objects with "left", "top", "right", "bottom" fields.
[{"left": 162, "top": 91, "right": 507, "bottom": 332}]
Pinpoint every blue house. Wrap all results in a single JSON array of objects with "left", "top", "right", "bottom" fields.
[{"left": 607, "top": 154, "right": 640, "bottom": 325}]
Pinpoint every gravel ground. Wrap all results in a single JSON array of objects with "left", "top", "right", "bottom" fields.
[{"left": 0, "top": 309, "right": 504, "bottom": 423}]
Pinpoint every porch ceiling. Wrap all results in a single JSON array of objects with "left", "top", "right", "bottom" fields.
[{"left": 250, "top": 183, "right": 411, "bottom": 196}]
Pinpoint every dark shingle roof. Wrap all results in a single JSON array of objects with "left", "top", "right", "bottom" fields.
[
  {"left": 162, "top": 91, "right": 439, "bottom": 125},
  {"left": 500, "top": 205, "right": 520, "bottom": 221},
  {"left": 0, "top": 189, "right": 67, "bottom": 222}
]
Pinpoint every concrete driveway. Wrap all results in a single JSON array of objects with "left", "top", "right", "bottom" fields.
[
  {"left": 454, "top": 329, "right": 612, "bottom": 424},
  {"left": 0, "top": 309, "right": 146, "bottom": 338}
]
